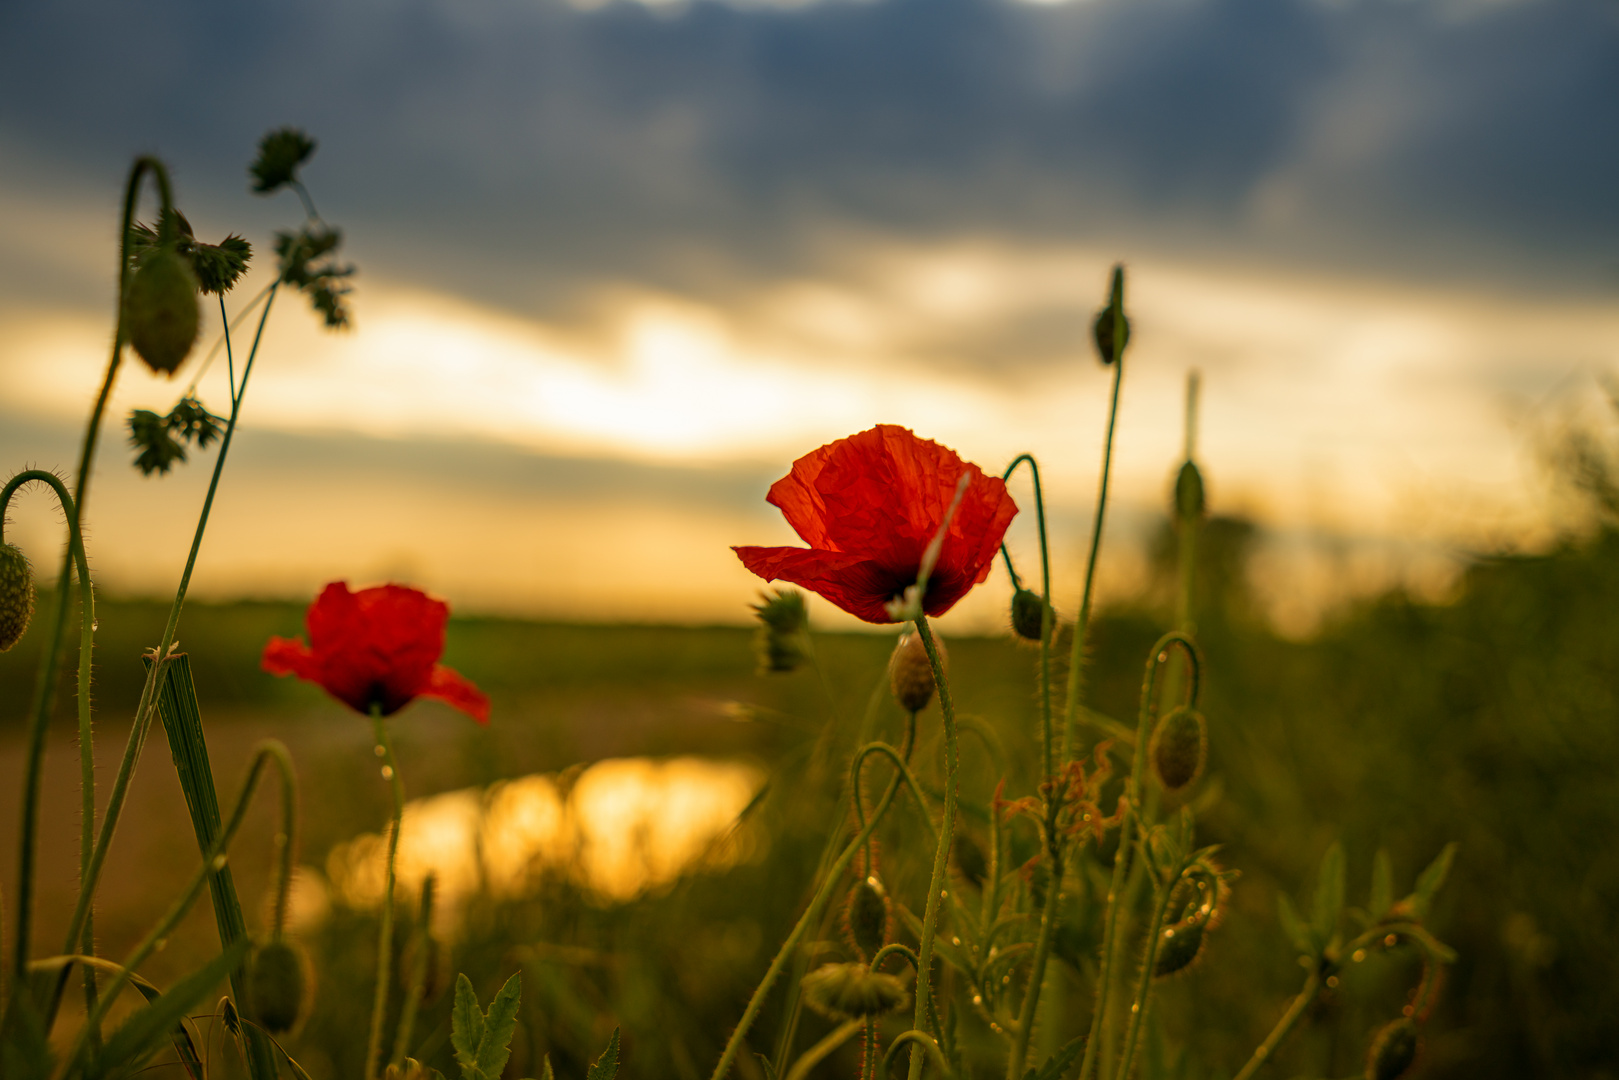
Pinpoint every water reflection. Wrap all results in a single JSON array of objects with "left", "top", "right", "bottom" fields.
[{"left": 322, "top": 756, "right": 763, "bottom": 928}]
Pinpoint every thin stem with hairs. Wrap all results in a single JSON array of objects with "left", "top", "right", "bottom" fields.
[
  {"left": 365, "top": 706, "right": 408, "bottom": 1080},
  {"left": 905, "top": 614, "right": 958, "bottom": 1080}
]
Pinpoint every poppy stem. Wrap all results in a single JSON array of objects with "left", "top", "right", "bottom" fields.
[
  {"left": 10, "top": 156, "right": 168, "bottom": 995},
  {"left": 709, "top": 733, "right": 910, "bottom": 1080},
  {"left": 1077, "top": 632, "right": 1198, "bottom": 1080},
  {"left": 1, "top": 472, "right": 94, "bottom": 989},
  {"left": 906, "top": 614, "right": 957, "bottom": 1080},
  {"left": 1062, "top": 270, "right": 1129, "bottom": 768},
  {"left": 366, "top": 706, "right": 407, "bottom": 1080}
]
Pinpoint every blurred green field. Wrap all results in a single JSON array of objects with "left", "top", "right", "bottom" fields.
[{"left": 2, "top": 515, "right": 1616, "bottom": 1079}]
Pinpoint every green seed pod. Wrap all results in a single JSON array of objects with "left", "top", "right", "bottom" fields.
[
  {"left": 1365, "top": 1018, "right": 1420, "bottom": 1080},
  {"left": 124, "top": 247, "right": 200, "bottom": 376},
  {"left": 1149, "top": 705, "right": 1208, "bottom": 792},
  {"left": 246, "top": 939, "right": 310, "bottom": 1034},
  {"left": 1011, "top": 588, "right": 1045, "bottom": 641},
  {"left": 889, "top": 631, "right": 943, "bottom": 713},
  {"left": 801, "top": 962, "right": 908, "bottom": 1020},
  {"left": 1092, "top": 305, "right": 1131, "bottom": 365},
  {"left": 0, "top": 542, "right": 35, "bottom": 652},
  {"left": 845, "top": 878, "right": 890, "bottom": 960},
  {"left": 1153, "top": 912, "right": 1208, "bottom": 977},
  {"left": 1175, "top": 460, "right": 1205, "bottom": 522}
]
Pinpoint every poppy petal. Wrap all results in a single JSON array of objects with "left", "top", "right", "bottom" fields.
[
  {"left": 734, "top": 545, "right": 911, "bottom": 624},
  {"left": 421, "top": 663, "right": 491, "bottom": 725},
  {"left": 261, "top": 636, "right": 318, "bottom": 680}
]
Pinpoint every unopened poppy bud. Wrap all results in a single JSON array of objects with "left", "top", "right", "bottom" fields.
[
  {"left": 1092, "top": 305, "right": 1131, "bottom": 365},
  {"left": 751, "top": 588, "right": 810, "bottom": 674},
  {"left": 246, "top": 939, "right": 311, "bottom": 1034},
  {"left": 1153, "top": 912, "right": 1209, "bottom": 977},
  {"left": 0, "top": 542, "right": 35, "bottom": 652},
  {"left": 801, "top": 962, "right": 909, "bottom": 1020},
  {"left": 1175, "top": 460, "right": 1205, "bottom": 522},
  {"left": 1365, "top": 1018, "right": 1420, "bottom": 1080},
  {"left": 845, "top": 878, "right": 890, "bottom": 960},
  {"left": 1149, "top": 705, "right": 1207, "bottom": 791},
  {"left": 125, "top": 247, "right": 200, "bottom": 376},
  {"left": 890, "top": 631, "right": 944, "bottom": 713},
  {"left": 1011, "top": 588, "right": 1046, "bottom": 641}
]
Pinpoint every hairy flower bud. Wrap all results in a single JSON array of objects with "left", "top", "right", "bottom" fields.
[
  {"left": 1149, "top": 705, "right": 1208, "bottom": 792},
  {"left": 890, "top": 631, "right": 944, "bottom": 713},
  {"left": 125, "top": 247, "right": 200, "bottom": 376},
  {"left": 1175, "top": 460, "right": 1205, "bottom": 522},
  {"left": 0, "top": 542, "right": 35, "bottom": 652},
  {"left": 801, "top": 962, "right": 909, "bottom": 1020},
  {"left": 1365, "top": 1018, "right": 1420, "bottom": 1080},
  {"left": 1092, "top": 305, "right": 1131, "bottom": 366},
  {"left": 246, "top": 939, "right": 311, "bottom": 1034},
  {"left": 752, "top": 588, "right": 810, "bottom": 674},
  {"left": 1153, "top": 911, "right": 1209, "bottom": 977},
  {"left": 1011, "top": 588, "right": 1046, "bottom": 641},
  {"left": 845, "top": 878, "right": 890, "bottom": 960}
]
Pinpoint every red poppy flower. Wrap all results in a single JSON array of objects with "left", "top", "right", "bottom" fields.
[
  {"left": 262, "top": 582, "right": 490, "bottom": 724},
  {"left": 734, "top": 425, "right": 1018, "bottom": 624}
]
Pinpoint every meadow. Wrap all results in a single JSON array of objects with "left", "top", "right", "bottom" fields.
[{"left": 5, "top": 506, "right": 1616, "bottom": 1077}]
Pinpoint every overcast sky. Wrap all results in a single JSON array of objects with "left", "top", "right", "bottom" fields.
[{"left": 2, "top": 0, "right": 1616, "bottom": 628}]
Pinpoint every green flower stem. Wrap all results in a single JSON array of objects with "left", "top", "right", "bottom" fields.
[
  {"left": 1, "top": 471, "right": 93, "bottom": 985},
  {"left": 1062, "top": 281, "right": 1129, "bottom": 768},
  {"left": 1114, "top": 863, "right": 1189, "bottom": 1080},
  {"left": 366, "top": 707, "right": 408, "bottom": 1080},
  {"left": 883, "top": 1030, "right": 954, "bottom": 1079},
  {"left": 709, "top": 742, "right": 911, "bottom": 1080},
  {"left": 1078, "top": 632, "right": 1198, "bottom": 1080},
  {"left": 390, "top": 874, "right": 437, "bottom": 1067},
  {"left": 1229, "top": 921, "right": 1451, "bottom": 1080},
  {"left": 62, "top": 739, "right": 290, "bottom": 1076},
  {"left": 783, "top": 1018, "right": 864, "bottom": 1080},
  {"left": 905, "top": 615, "right": 958, "bottom": 1080},
  {"left": 1230, "top": 972, "right": 1321, "bottom": 1080},
  {"left": 999, "top": 452, "right": 1060, "bottom": 1080},
  {"left": 55, "top": 283, "right": 281, "bottom": 991},
  {"left": 772, "top": 673, "right": 894, "bottom": 1074}
]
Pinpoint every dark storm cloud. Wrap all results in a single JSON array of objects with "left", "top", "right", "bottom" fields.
[{"left": 1, "top": 0, "right": 1615, "bottom": 315}]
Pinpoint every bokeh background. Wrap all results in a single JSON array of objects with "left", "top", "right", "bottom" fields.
[{"left": 3, "top": 0, "right": 1618, "bottom": 1077}]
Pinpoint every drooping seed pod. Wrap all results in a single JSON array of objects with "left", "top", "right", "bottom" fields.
[
  {"left": 246, "top": 938, "right": 311, "bottom": 1034},
  {"left": 800, "top": 962, "right": 909, "bottom": 1020},
  {"left": 1149, "top": 705, "right": 1208, "bottom": 792},
  {"left": 890, "top": 631, "right": 944, "bottom": 713},
  {"left": 1175, "top": 460, "right": 1205, "bottom": 522},
  {"left": 1011, "top": 588, "right": 1046, "bottom": 641},
  {"left": 0, "top": 542, "right": 35, "bottom": 652},
  {"left": 845, "top": 878, "right": 890, "bottom": 960},
  {"left": 124, "top": 246, "right": 200, "bottom": 376},
  {"left": 1365, "top": 1018, "right": 1420, "bottom": 1080}
]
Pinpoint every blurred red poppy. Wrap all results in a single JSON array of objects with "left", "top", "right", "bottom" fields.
[
  {"left": 734, "top": 425, "right": 1018, "bottom": 624},
  {"left": 262, "top": 582, "right": 489, "bottom": 724}
]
